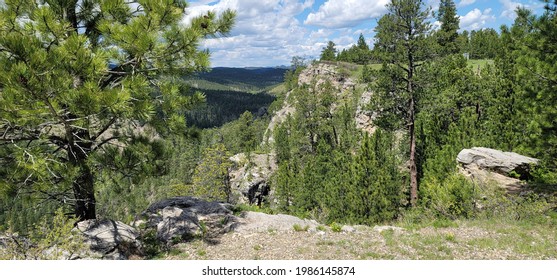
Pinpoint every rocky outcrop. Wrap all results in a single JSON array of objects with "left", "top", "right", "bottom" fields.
[
  {"left": 457, "top": 147, "right": 539, "bottom": 178},
  {"left": 229, "top": 153, "right": 277, "bottom": 205},
  {"left": 355, "top": 90, "right": 375, "bottom": 134},
  {"left": 242, "top": 63, "right": 376, "bottom": 206},
  {"left": 135, "top": 197, "right": 237, "bottom": 245},
  {"left": 76, "top": 219, "right": 142, "bottom": 260},
  {"left": 457, "top": 147, "right": 539, "bottom": 193}
]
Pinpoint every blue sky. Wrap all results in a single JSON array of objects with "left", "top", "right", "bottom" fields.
[{"left": 185, "top": 0, "right": 546, "bottom": 67}]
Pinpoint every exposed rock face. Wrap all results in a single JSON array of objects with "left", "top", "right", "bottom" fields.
[
  {"left": 263, "top": 92, "right": 295, "bottom": 145},
  {"left": 355, "top": 89, "right": 375, "bottom": 134},
  {"left": 264, "top": 62, "right": 375, "bottom": 146},
  {"left": 457, "top": 147, "right": 539, "bottom": 193},
  {"left": 135, "top": 197, "right": 237, "bottom": 245},
  {"left": 240, "top": 63, "right": 376, "bottom": 206},
  {"left": 229, "top": 153, "right": 276, "bottom": 205},
  {"left": 76, "top": 219, "right": 141, "bottom": 260}
]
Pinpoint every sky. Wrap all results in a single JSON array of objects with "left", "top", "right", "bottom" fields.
[{"left": 185, "top": 0, "right": 546, "bottom": 67}]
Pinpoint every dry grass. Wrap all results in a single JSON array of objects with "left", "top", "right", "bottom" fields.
[{"left": 158, "top": 218, "right": 557, "bottom": 260}]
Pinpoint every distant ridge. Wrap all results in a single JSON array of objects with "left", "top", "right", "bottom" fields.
[{"left": 189, "top": 67, "right": 288, "bottom": 89}]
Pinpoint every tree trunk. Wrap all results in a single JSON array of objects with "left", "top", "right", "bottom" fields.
[
  {"left": 73, "top": 163, "right": 96, "bottom": 221},
  {"left": 409, "top": 102, "right": 418, "bottom": 207},
  {"left": 67, "top": 128, "right": 96, "bottom": 221},
  {"left": 408, "top": 52, "right": 418, "bottom": 207}
]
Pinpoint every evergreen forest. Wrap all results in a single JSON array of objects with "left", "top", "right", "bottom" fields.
[{"left": 1, "top": 0, "right": 557, "bottom": 260}]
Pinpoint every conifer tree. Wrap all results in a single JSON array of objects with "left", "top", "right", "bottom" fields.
[
  {"left": 320, "top": 41, "right": 337, "bottom": 61},
  {"left": 192, "top": 143, "right": 233, "bottom": 202},
  {"left": 348, "top": 130, "right": 402, "bottom": 224},
  {"left": 510, "top": 3, "right": 557, "bottom": 170},
  {"left": 436, "top": 0, "right": 460, "bottom": 56},
  {"left": 0, "top": 1, "right": 235, "bottom": 220},
  {"left": 355, "top": 33, "right": 372, "bottom": 64},
  {"left": 371, "top": 0, "right": 432, "bottom": 206}
]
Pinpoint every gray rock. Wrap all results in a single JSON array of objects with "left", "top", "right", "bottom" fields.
[
  {"left": 76, "top": 219, "right": 141, "bottom": 260},
  {"left": 457, "top": 147, "right": 539, "bottom": 177},
  {"left": 137, "top": 196, "right": 237, "bottom": 245},
  {"left": 341, "top": 225, "right": 356, "bottom": 233},
  {"left": 146, "top": 196, "right": 233, "bottom": 215},
  {"left": 229, "top": 153, "right": 276, "bottom": 205}
]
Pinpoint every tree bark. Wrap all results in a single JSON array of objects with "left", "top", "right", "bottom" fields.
[
  {"left": 408, "top": 52, "right": 418, "bottom": 207},
  {"left": 68, "top": 128, "right": 96, "bottom": 221},
  {"left": 409, "top": 98, "right": 418, "bottom": 207},
  {"left": 72, "top": 162, "right": 96, "bottom": 221}
]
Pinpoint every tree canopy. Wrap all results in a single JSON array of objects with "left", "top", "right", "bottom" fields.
[{"left": 0, "top": 0, "right": 235, "bottom": 221}]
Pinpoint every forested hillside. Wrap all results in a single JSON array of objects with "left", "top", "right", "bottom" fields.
[
  {"left": 1, "top": 0, "right": 557, "bottom": 260},
  {"left": 183, "top": 67, "right": 283, "bottom": 128}
]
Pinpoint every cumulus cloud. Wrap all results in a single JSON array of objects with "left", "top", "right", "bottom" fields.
[
  {"left": 182, "top": 0, "right": 320, "bottom": 67},
  {"left": 459, "top": 8, "right": 495, "bottom": 31},
  {"left": 458, "top": 0, "right": 476, "bottom": 7},
  {"left": 499, "top": 0, "right": 525, "bottom": 19},
  {"left": 304, "top": 0, "right": 389, "bottom": 28}
]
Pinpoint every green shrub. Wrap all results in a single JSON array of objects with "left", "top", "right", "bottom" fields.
[
  {"left": 420, "top": 173, "right": 477, "bottom": 219},
  {"left": 330, "top": 222, "right": 342, "bottom": 232},
  {"left": 0, "top": 208, "right": 85, "bottom": 260},
  {"left": 292, "top": 224, "right": 309, "bottom": 232}
]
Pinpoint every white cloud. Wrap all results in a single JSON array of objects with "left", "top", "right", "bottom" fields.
[
  {"left": 459, "top": 8, "right": 495, "bottom": 31},
  {"left": 458, "top": 0, "right": 476, "bottom": 7},
  {"left": 499, "top": 0, "right": 525, "bottom": 19},
  {"left": 304, "top": 0, "right": 389, "bottom": 28},
  {"left": 183, "top": 0, "right": 322, "bottom": 67}
]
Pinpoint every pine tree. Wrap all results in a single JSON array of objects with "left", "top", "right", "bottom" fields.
[
  {"left": 436, "top": 0, "right": 460, "bottom": 56},
  {"left": 236, "top": 111, "right": 257, "bottom": 152},
  {"left": 355, "top": 33, "right": 372, "bottom": 64},
  {"left": 0, "top": 1, "right": 235, "bottom": 220},
  {"left": 192, "top": 143, "right": 233, "bottom": 202},
  {"left": 348, "top": 130, "right": 402, "bottom": 224},
  {"left": 510, "top": 3, "right": 557, "bottom": 169},
  {"left": 371, "top": 0, "right": 432, "bottom": 206},
  {"left": 320, "top": 41, "right": 337, "bottom": 61}
]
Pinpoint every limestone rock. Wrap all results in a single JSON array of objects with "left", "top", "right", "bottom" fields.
[
  {"left": 457, "top": 147, "right": 539, "bottom": 177},
  {"left": 76, "top": 219, "right": 141, "bottom": 260},
  {"left": 136, "top": 196, "right": 237, "bottom": 245},
  {"left": 457, "top": 147, "right": 539, "bottom": 193},
  {"left": 229, "top": 153, "right": 276, "bottom": 205},
  {"left": 355, "top": 90, "right": 376, "bottom": 135}
]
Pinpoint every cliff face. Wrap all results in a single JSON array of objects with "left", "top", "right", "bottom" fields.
[
  {"left": 265, "top": 62, "right": 375, "bottom": 145},
  {"left": 229, "top": 62, "right": 375, "bottom": 205}
]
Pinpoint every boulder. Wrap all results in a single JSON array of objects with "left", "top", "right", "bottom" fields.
[
  {"left": 136, "top": 197, "right": 237, "bottom": 245},
  {"left": 457, "top": 147, "right": 539, "bottom": 178},
  {"left": 457, "top": 147, "right": 539, "bottom": 193},
  {"left": 76, "top": 219, "right": 142, "bottom": 260}
]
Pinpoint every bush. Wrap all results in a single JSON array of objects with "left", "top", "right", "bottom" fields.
[
  {"left": 420, "top": 173, "right": 477, "bottom": 219},
  {"left": 0, "top": 208, "right": 85, "bottom": 260},
  {"left": 475, "top": 188, "right": 554, "bottom": 223},
  {"left": 330, "top": 222, "right": 342, "bottom": 232}
]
